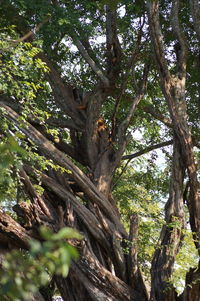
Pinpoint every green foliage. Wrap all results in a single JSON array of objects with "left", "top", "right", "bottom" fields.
[
  {"left": 113, "top": 161, "right": 165, "bottom": 277},
  {"left": 0, "top": 0, "right": 199, "bottom": 297},
  {"left": 0, "top": 227, "right": 82, "bottom": 301},
  {"left": 0, "top": 133, "right": 27, "bottom": 202},
  {"left": 0, "top": 40, "right": 48, "bottom": 100},
  {"left": 171, "top": 230, "right": 198, "bottom": 294}
]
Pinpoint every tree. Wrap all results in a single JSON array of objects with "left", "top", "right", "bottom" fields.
[{"left": 0, "top": 0, "right": 199, "bottom": 300}]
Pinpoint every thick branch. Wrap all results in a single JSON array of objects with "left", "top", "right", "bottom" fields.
[
  {"left": 128, "top": 214, "right": 139, "bottom": 286},
  {"left": 35, "top": 170, "right": 110, "bottom": 248},
  {"left": 105, "top": 5, "right": 122, "bottom": 80},
  {"left": 180, "top": 263, "right": 200, "bottom": 300},
  {"left": 39, "top": 54, "right": 86, "bottom": 128},
  {"left": 127, "top": 214, "right": 149, "bottom": 299},
  {"left": 170, "top": 0, "right": 187, "bottom": 77},
  {"left": 69, "top": 244, "right": 147, "bottom": 301},
  {"left": 148, "top": 0, "right": 200, "bottom": 254},
  {"left": 19, "top": 169, "right": 52, "bottom": 217},
  {"left": 0, "top": 103, "right": 127, "bottom": 238},
  {"left": 0, "top": 210, "right": 30, "bottom": 249},
  {"left": 31, "top": 123, "right": 84, "bottom": 165},
  {"left": 45, "top": 117, "right": 82, "bottom": 131},
  {"left": 111, "top": 20, "right": 144, "bottom": 139},
  {"left": 79, "top": 37, "right": 104, "bottom": 73},
  {"left": 146, "top": 0, "right": 170, "bottom": 81},
  {"left": 151, "top": 138, "right": 185, "bottom": 301}
]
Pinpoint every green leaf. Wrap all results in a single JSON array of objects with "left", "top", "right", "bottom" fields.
[{"left": 50, "top": 227, "right": 83, "bottom": 241}]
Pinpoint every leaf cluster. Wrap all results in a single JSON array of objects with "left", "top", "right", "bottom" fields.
[{"left": 0, "top": 227, "right": 82, "bottom": 301}]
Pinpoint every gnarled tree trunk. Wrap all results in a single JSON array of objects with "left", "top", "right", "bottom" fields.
[{"left": 0, "top": 1, "right": 199, "bottom": 300}]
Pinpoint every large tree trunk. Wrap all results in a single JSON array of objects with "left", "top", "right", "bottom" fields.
[
  {"left": 147, "top": 0, "right": 199, "bottom": 299},
  {"left": 0, "top": 102, "right": 149, "bottom": 300},
  {"left": 150, "top": 138, "right": 185, "bottom": 301}
]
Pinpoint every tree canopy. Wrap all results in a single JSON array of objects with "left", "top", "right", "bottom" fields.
[{"left": 0, "top": 0, "right": 199, "bottom": 300}]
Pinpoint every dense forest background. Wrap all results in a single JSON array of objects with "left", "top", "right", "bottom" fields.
[{"left": 0, "top": 0, "right": 199, "bottom": 300}]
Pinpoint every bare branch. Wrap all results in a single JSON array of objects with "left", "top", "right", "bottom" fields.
[
  {"left": 113, "top": 63, "right": 149, "bottom": 166},
  {"left": 146, "top": 0, "right": 170, "bottom": 80},
  {"left": 170, "top": 0, "right": 187, "bottom": 77},
  {"left": 111, "top": 20, "right": 145, "bottom": 139},
  {"left": 6, "top": 17, "right": 50, "bottom": 44},
  {"left": 116, "top": 63, "right": 149, "bottom": 147},
  {"left": 143, "top": 105, "right": 200, "bottom": 149},
  {"left": 74, "top": 39, "right": 110, "bottom": 87},
  {"left": 189, "top": 0, "right": 200, "bottom": 42},
  {"left": 113, "top": 139, "right": 173, "bottom": 189},
  {"left": 105, "top": 6, "right": 122, "bottom": 80},
  {"left": 79, "top": 37, "right": 103, "bottom": 71},
  {"left": 122, "top": 139, "right": 173, "bottom": 160},
  {"left": 143, "top": 105, "right": 172, "bottom": 128},
  {"left": 19, "top": 169, "right": 52, "bottom": 217}
]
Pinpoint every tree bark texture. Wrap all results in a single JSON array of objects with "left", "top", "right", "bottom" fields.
[{"left": 0, "top": 1, "right": 199, "bottom": 300}]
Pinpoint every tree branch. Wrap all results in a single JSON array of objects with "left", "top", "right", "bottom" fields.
[
  {"left": 0, "top": 103, "right": 127, "bottom": 238},
  {"left": 147, "top": 0, "right": 200, "bottom": 256},
  {"left": 73, "top": 38, "right": 110, "bottom": 87},
  {"left": 189, "top": 0, "right": 200, "bottom": 42},
  {"left": 143, "top": 105, "right": 172, "bottom": 128},
  {"left": 5, "top": 17, "right": 50, "bottom": 44},
  {"left": 68, "top": 245, "right": 146, "bottom": 301},
  {"left": 146, "top": 0, "right": 170, "bottom": 81},
  {"left": 151, "top": 138, "right": 185, "bottom": 300},
  {"left": 143, "top": 105, "right": 200, "bottom": 149},
  {"left": 170, "top": 0, "right": 187, "bottom": 77},
  {"left": 0, "top": 210, "right": 30, "bottom": 249},
  {"left": 111, "top": 19, "right": 144, "bottom": 140},
  {"left": 116, "top": 63, "right": 149, "bottom": 149},
  {"left": 127, "top": 214, "right": 148, "bottom": 299},
  {"left": 28, "top": 169, "right": 110, "bottom": 248},
  {"left": 112, "top": 139, "right": 173, "bottom": 189},
  {"left": 45, "top": 117, "right": 83, "bottom": 131},
  {"left": 39, "top": 55, "right": 83, "bottom": 125},
  {"left": 19, "top": 169, "right": 52, "bottom": 217},
  {"left": 105, "top": 5, "right": 122, "bottom": 80},
  {"left": 122, "top": 139, "right": 173, "bottom": 160}
]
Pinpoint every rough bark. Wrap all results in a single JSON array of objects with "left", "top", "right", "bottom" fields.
[
  {"left": 0, "top": 1, "right": 199, "bottom": 300},
  {"left": 180, "top": 263, "right": 200, "bottom": 301},
  {"left": 147, "top": 0, "right": 199, "bottom": 299},
  {"left": 150, "top": 138, "right": 185, "bottom": 301},
  {"left": 0, "top": 101, "right": 149, "bottom": 300}
]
